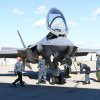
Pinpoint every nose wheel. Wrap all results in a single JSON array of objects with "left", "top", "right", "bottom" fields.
[{"left": 49, "top": 76, "right": 63, "bottom": 85}]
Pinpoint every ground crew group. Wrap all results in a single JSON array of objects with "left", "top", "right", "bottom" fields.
[
  {"left": 12, "top": 54, "right": 100, "bottom": 87},
  {"left": 12, "top": 55, "right": 47, "bottom": 87}
]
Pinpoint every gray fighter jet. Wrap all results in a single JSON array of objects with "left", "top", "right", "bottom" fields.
[{"left": 0, "top": 8, "right": 99, "bottom": 66}]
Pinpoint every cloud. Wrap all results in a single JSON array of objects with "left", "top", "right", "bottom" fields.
[
  {"left": 74, "top": 40, "right": 100, "bottom": 48},
  {"left": 80, "top": 17, "right": 89, "bottom": 21},
  {"left": 12, "top": 8, "right": 26, "bottom": 15},
  {"left": 67, "top": 21, "right": 78, "bottom": 29},
  {"left": 92, "top": 8, "right": 100, "bottom": 16},
  {"left": 80, "top": 16, "right": 96, "bottom": 21},
  {"left": 32, "top": 18, "right": 46, "bottom": 27},
  {"left": 45, "top": 0, "right": 53, "bottom": 2},
  {"left": 33, "top": 18, "right": 77, "bottom": 29},
  {"left": 35, "top": 6, "right": 47, "bottom": 14},
  {"left": 51, "top": 19, "right": 67, "bottom": 29},
  {"left": 81, "top": 8, "right": 100, "bottom": 21},
  {"left": 74, "top": 41, "right": 86, "bottom": 47}
]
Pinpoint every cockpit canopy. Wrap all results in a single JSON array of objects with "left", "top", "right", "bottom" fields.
[{"left": 46, "top": 8, "right": 69, "bottom": 36}]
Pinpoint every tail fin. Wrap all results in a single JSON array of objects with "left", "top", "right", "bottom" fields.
[
  {"left": 17, "top": 30, "right": 26, "bottom": 48},
  {"left": 17, "top": 30, "right": 32, "bottom": 70}
]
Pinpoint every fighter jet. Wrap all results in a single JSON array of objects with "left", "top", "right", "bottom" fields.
[{"left": 0, "top": 8, "right": 99, "bottom": 66}]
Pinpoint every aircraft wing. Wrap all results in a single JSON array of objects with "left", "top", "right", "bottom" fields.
[
  {"left": 0, "top": 45, "right": 38, "bottom": 63},
  {"left": 0, "top": 49, "right": 18, "bottom": 58},
  {"left": 74, "top": 48, "right": 100, "bottom": 56},
  {"left": 1, "top": 47, "right": 21, "bottom": 51},
  {"left": 0, "top": 47, "right": 26, "bottom": 58}
]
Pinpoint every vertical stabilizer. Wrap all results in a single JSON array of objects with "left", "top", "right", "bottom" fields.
[{"left": 17, "top": 30, "right": 26, "bottom": 48}]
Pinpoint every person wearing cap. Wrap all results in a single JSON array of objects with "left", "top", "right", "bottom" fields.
[
  {"left": 77, "top": 62, "right": 91, "bottom": 84},
  {"left": 96, "top": 54, "right": 100, "bottom": 71},
  {"left": 12, "top": 57, "right": 24, "bottom": 87},
  {"left": 36, "top": 55, "right": 47, "bottom": 84},
  {"left": 96, "top": 54, "right": 100, "bottom": 81},
  {"left": 63, "top": 63, "right": 71, "bottom": 78}
]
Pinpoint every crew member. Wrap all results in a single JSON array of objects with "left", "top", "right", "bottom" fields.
[
  {"left": 96, "top": 54, "right": 100, "bottom": 81},
  {"left": 63, "top": 63, "right": 71, "bottom": 78},
  {"left": 77, "top": 62, "right": 91, "bottom": 84},
  {"left": 36, "top": 55, "right": 47, "bottom": 84},
  {"left": 53, "top": 58, "right": 60, "bottom": 77},
  {"left": 12, "top": 57, "right": 24, "bottom": 87},
  {"left": 96, "top": 54, "right": 100, "bottom": 71}
]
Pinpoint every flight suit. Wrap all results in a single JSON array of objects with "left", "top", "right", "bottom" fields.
[
  {"left": 96, "top": 56, "right": 100, "bottom": 81},
  {"left": 52, "top": 59, "right": 62, "bottom": 84},
  {"left": 96, "top": 56, "right": 100, "bottom": 71},
  {"left": 63, "top": 63, "right": 71, "bottom": 77},
  {"left": 80, "top": 63, "right": 91, "bottom": 84},
  {"left": 53, "top": 67, "right": 60, "bottom": 76},
  {"left": 37, "top": 58, "right": 47, "bottom": 84},
  {"left": 12, "top": 61, "right": 24, "bottom": 86}
]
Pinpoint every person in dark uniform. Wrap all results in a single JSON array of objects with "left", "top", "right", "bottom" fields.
[
  {"left": 53, "top": 58, "right": 60, "bottom": 77},
  {"left": 63, "top": 63, "right": 71, "bottom": 78},
  {"left": 12, "top": 57, "right": 24, "bottom": 87},
  {"left": 96, "top": 54, "right": 100, "bottom": 71},
  {"left": 52, "top": 58, "right": 62, "bottom": 84},
  {"left": 96, "top": 54, "right": 100, "bottom": 81},
  {"left": 77, "top": 62, "right": 91, "bottom": 84},
  {"left": 36, "top": 55, "right": 47, "bottom": 84}
]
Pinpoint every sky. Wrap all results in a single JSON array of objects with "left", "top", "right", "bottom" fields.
[{"left": 0, "top": 0, "right": 100, "bottom": 49}]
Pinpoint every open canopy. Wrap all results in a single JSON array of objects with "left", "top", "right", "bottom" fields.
[{"left": 46, "top": 8, "right": 69, "bottom": 36}]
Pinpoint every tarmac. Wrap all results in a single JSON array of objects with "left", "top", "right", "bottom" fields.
[{"left": 0, "top": 61, "right": 100, "bottom": 100}]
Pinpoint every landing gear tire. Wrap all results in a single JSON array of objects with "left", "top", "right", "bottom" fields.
[
  {"left": 49, "top": 77, "right": 55, "bottom": 85},
  {"left": 49, "top": 76, "right": 62, "bottom": 85}
]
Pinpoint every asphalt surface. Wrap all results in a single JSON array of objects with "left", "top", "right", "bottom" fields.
[{"left": 0, "top": 61, "right": 100, "bottom": 100}]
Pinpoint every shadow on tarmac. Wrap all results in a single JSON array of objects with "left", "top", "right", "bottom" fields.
[
  {"left": 0, "top": 69, "right": 100, "bottom": 100},
  {"left": 0, "top": 69, "right": 98, "bottom": 82},
  {"left": 0, "top": 82, "right": 100, "bottom": 100}
]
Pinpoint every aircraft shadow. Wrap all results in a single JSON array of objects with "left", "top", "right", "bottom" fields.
[
  {"left": 0, "top": 82, "right": 100, "bottom": 100},
  {"left": 0, "top": 69, "right": 97, "bottom": 80},
  {"left": 89, "top": 78, "right": 100, "bottom": 82},
  {"left": 0, "top": 70, "right": 66, "bottom": 79},
  {"left": 25, "top": 70, "right": 69, "bottom": 81},
  {"left": 72, "top": 70, "right": 97, "bottom": 74},
  {"left": 0, "top": 73, "right": 16, "bottom": 76}
]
